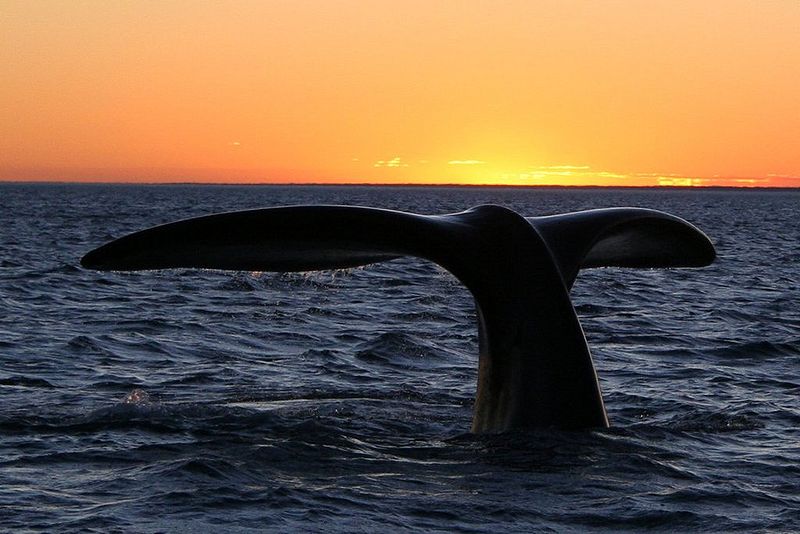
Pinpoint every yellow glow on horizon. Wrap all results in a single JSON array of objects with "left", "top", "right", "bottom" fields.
[{"left": 2, "top": 1, "right": 799, "bottom": 188}]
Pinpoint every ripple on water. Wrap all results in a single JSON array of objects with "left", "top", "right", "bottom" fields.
[{"left": 1, "top": 185, "right": 799, "bottom": 531}]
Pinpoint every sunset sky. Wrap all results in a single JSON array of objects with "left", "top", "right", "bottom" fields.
[{"left": 2, "top": 1, "right": 798, "bottom": 187}]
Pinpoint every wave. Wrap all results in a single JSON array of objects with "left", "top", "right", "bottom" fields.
[
  {"left": 709, "top": 339, "right": 800, "bottom": 360},
  {"left": 354, "top": 332, "right": 451, "bottom": 368},
  {"left": 0, "top": 376, "right": 55, "bottom": 388},
  {"left": 664, "top": 409, "right": 764, "bottom": 433}
]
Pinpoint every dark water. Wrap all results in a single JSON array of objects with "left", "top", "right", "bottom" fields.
[{"left": 1, "top": 184, "right": 798, "bottom": 532}]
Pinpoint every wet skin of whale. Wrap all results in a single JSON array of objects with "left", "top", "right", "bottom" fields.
[{"left": 81, "top": 205, "right": 716, "bottom": 433}]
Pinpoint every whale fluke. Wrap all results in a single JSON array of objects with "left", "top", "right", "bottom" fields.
[
  {"left": 528, "top": 208, "right": 715, "bottom": 289},
  {"left": 82, "top": 205, "right": 715, "bottom": 433}
]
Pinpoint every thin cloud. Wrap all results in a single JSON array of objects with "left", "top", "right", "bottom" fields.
[
  {"left": 373, "top": 157, "right": 408, "bottom": 168},
  {"left": 766, "top": 173, "right": 800, "bottom": 180},
  {"left": 533, "top": 165, "right": 590, "bottom": 170},
  {"left": 656, "top": 176, "right": 711, "bottom": 186},
  {"left": 448, "top": 160, "right": 486, "bottom": 165}
]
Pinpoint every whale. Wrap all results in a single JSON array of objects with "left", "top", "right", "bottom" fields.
[{"left": 81, "top": 204, "right": 715, "bottom": 433}]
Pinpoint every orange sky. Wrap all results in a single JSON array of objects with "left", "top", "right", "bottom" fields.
[{"left": 2, "top": 1, "right": 798, "bottom": 187}]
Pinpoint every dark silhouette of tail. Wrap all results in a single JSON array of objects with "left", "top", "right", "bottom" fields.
[{"left": 82, "top": 205, "right": 715, "bottom": 432}]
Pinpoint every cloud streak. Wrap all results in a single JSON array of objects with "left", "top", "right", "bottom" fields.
[
  {"left": 373, "top": 157, "right": 408, "bottom": 168},
  {"left": 448, "top": 160, "right": 486, "bottom": 165}
]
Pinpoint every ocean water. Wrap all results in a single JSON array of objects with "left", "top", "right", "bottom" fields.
[{"left": 1, "top": 183, "right": 798, "bottom": 532}]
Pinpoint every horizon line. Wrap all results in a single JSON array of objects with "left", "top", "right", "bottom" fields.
[{"left": 1, "top": 179, "right": 799, "bottom": 190}]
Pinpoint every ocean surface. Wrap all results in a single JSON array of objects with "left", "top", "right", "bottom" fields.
[{"left": 1, "top": 183, "right": 798, "bottom": 532}]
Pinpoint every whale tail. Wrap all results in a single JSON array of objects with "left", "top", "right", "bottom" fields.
[
  {"left": 81, "top": 205, "right": 715, "bottom": 289},
  {"left": 528, "top": 208, "right": 715, "bottom": 289},
  {"left": 82, "top": 204, "right": 715, "bottom": 432}
]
